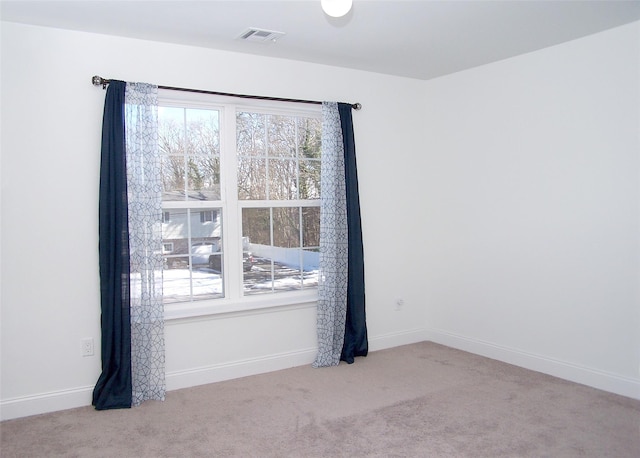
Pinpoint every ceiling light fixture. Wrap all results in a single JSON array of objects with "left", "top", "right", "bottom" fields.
[{"left": 321, "top": 0, "right": 352, "bottom": 18}]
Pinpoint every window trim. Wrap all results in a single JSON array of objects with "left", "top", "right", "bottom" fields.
[{"left": 158, "top": 89, "right": 321, "bottom": 321}]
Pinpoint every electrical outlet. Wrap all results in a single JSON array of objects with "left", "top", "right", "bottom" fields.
[{"left": 81, "top": 338, "right": 94, "bottom": 357}]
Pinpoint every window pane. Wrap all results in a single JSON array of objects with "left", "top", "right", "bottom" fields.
[
  {"left": 237, "top": 112, "right": 265, "bottom": 157},
  {"left": 241, "top": 207, "right": 320, "bottom": 296},
  {"left": 302, "top": 207, "right": 320, "bottom": 247},
  {"left": 299, "top": 159, "right": 321, "bottom": 199},
  {"left": 162, "top": 208, "right": 224, "bottom": 303},
  {"left": 242, "top": 208, "right": 273, "bottom": 295},
  {"left": 158, "top": 107, "right": 186, "bottom": 155},
  {"left": 273, "top": 207, "right": 300, "bottom": 248},
  {"left": 160, "top": 107, "right": 221, "bottom": 201},
  {"left": 243, "top": 207, "right": 270, "bottom": 245},
  {"left": 268, "top": 158, "right": 298, "bottom": 200},
  {"left": 161, "top": 156, "right": 186, "bottom": 198},
  {"left": 298, "top": 117, "right": 321, "bottom": 159},
  {"left": 185, "top": 156, "right": 220, "bottom": 200},
  {"left": 268, "top": 115, "right": 296, "bottom": 157},
  {"left": 238, "top": 112, "right": 321, "bottom": 202},
  {"left": 238, "top": 157, "right": 266, "bottom": 200},
  {"left": 186, "top": 108, "right": 219, "bottom": 156}
]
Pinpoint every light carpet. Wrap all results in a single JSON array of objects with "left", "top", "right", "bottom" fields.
[{"left": 2, "top": 342, "right": 639, "bottom": 457}]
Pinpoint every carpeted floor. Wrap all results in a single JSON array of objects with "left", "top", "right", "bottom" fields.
[{"left": 2, "top": 342, "right": 639, "bottom": 457}]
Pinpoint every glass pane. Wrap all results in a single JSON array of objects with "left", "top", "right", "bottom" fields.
[
  {"left": 238, "top": 157, "right": 266, "bottom": 200},
  {"left": 185, "top": 108, "right": 219, "bottom": 156},
  {"left": 268, "top": 115, "right": 296, "bottom": 157},
  {"left": 161, "top": 156, "right": 186, "bottom": 199},
  {"left": 273, "top": 207, "right": 300, "bottom": 248},
  {"left": 185, "top": 156, "right": 220, "bottom": 200},
  {"left": 302, "top": 207, "right": 320, "bottom": 247},
  {"left": 302, "top": 247, "right": 320, "bottom": 289},
  {"left": 243, "top": 207, "right": 270, "bottom": 245},
  {"left": 301, "top": 205, "right": 320, "bottom": 290},
  {"left": 162, "top": 208, "right": 224, "bottom": 303},
  {"left": 237, "top": 112, "right": 266, "bottom": 157},
  {"left": 268, "top": 158, "right": 297, "bottom": 200},
  {"left": 158, "top": 106, "right": 185, "bottom": 156},
  {"left": 241, "top": 207, "right": 320, "bottom": 296},
  {"left": 242, "top": 208, "right": 273, "bottom": 295},
  {"left": 298, "top": 117, "right": 321, "bottom": 159},
  {"left": 299, "top": 159, "right": 320, "bottom": 199},
  {"left": 160, "top": 106, "right": 221, "bottom": 203}
]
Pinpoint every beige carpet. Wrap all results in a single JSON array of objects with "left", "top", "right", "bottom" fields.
[{"left": 2, "top": 342, "right": 639, "bottom": 457}]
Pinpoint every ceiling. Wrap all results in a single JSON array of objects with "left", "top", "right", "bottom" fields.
[{"left": 2, "top": 0, "right": 640, "bottom": 80}]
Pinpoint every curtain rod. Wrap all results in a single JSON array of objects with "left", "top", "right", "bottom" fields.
[{"left": 91, "top": 76, "right": 361, "bottom": 110}]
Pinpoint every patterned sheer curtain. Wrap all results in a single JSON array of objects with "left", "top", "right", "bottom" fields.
[
  {"left": 93, "top": 81, "right": 165, "bottom": 410},
  {"left": 125, "top": 83, "right": 165, "bottom": 405},
  {"left": 313, "top": 102, "right": 368, "bottom": 367}
]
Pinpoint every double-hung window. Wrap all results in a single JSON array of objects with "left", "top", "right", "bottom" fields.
[{"left": 159, "top": 91, "right": 321, "bottom": 314}]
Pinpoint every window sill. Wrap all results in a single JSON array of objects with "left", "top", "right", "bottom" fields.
[{"left": 164, "top": 291, "right": 318, "bottom": 324}]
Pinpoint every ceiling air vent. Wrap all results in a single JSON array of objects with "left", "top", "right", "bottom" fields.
[{"left": 238, "top": 27, "right": 285, "bottom": 43}]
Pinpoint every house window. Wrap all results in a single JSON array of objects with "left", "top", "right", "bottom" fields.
[
  {"left": 200, "top": 210, "right": 215, "bottom": 223},
  {"left": 158, "top": 92, "right": 321, "bottom": 310}
]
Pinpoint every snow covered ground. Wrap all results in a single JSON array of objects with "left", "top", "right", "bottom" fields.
[{"left": 162, "top": 260, "right": 318, "bottom": 304}]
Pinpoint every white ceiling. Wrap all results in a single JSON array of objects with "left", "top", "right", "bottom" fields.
[{"left": 2, "top": 0, "right": 640, "bottom": 80}]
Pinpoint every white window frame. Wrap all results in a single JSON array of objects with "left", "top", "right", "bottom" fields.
[{"left": 159, "top": 90, "right": 321, "bottom": 320}]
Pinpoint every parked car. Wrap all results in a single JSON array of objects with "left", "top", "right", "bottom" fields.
[
  {"left": 191, "top": 243, "right": 218, "bottom": 266},
  {"left": 208, "top": 251, "right": 255, "bottom": 272}
]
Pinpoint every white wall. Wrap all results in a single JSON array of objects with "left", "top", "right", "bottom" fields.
[
  {"left": 1, "top": 20, "right": 639, "bottom": 420},
  {"left": 421, "top": 21, "right": 640, "bottom": 398},
  {"left": 0, "top": 22, "right": 426, "bottom": 420}
]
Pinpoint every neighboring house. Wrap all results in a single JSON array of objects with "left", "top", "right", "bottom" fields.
[
  {"left": 162, "top": 207, "right": 221, "bottom": 267},
  {"left": 161, "top": 190, "right": 222, "bottom": 261}
]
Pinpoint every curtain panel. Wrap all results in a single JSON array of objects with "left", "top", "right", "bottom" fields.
[
  {"left": 313, "top": 102, "right": 368, "bottom": 368},
  {"left": 93, "top": 81, "right": 132, "bottom": 410},
  {"left": 124, "top": 83, "right": 165, "bottom": 405},
  {"left": 93, "top": 81, "right": 165, "bottom": 410}
]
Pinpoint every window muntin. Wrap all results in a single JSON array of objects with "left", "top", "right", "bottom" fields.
[{"left": 159, "top": 95, "right": 320, "bottom": 310}]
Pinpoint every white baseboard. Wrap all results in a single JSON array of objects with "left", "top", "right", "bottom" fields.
[
  {"left": 0, "top": 386, "right": 94, "bottom": 421},
  {"left": 368, "top": 328, "right": 428, "bottom": 352},
  {"left": 424, "top": 327, "right": 640, "bottom": 400},
  {"left": 165, "top": 347, "right": 317, "bottom": 391}
]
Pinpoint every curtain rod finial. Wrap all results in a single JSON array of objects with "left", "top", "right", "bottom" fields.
[
  {"left": 92, "top": 75, "right": 108, "bottom": 89},
  {"left": 352, "top": 103, "right": 362, "bottom": 110}
]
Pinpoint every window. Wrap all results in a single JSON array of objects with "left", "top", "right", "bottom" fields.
[
  {"left": 158, "top": 92, "right": 321, "bottom": 311},
  {"left": 200, "top": 210, "right": 215, "bottom": 223}
]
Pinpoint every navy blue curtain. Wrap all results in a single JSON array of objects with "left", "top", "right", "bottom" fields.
[
  {"left": 93, "top": 80, "right": 133, "bottom": 410},
  {"left": 338, "top": 103, "right": 368, "bottom": 364}
]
